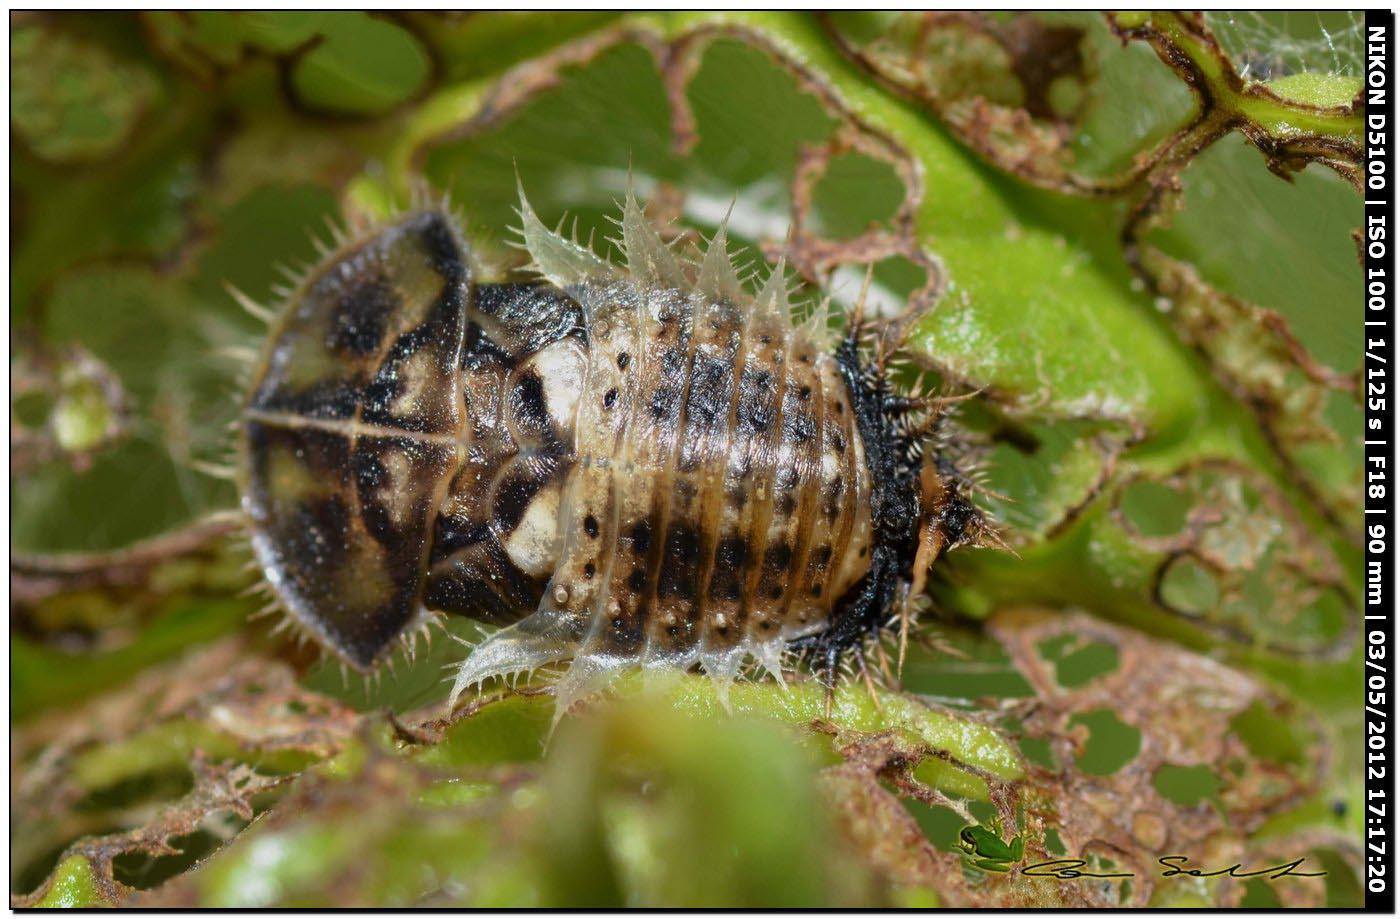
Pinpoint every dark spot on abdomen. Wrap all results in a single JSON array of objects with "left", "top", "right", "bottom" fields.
[
  {"left": 716, "top": 536, "right": 749, "bottom": 570},
  {"left": 657, "top": 523, "right": 701, "bottom": 601},
  {"left": 708, "top": 536, "right": 750, "bottom": 602},
  {"left": 630, "top": 520, "right": 652, "bottom": 554}
]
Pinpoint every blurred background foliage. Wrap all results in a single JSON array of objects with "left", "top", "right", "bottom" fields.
[{"left": 11, "top": 10, "right": 1365, "bottom": 908}]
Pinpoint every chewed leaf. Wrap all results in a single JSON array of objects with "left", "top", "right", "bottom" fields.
[{"left": 11, "top": 9, "right": 1365, "bottom": 910}]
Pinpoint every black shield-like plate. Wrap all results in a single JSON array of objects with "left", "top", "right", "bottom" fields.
[{"left": 240, "top": 211, "right": 470, "bottom": 668}]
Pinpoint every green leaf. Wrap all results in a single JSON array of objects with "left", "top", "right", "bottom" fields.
[
  {"left": 9, "top": 10, "right": 1366, "bottom": 908},
  {"left": 289, "top": 14, "right": 431, "bottom": 116}
]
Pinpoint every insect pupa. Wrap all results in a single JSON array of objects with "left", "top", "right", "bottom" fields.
[{"left": 237, "top": 184, "right": 997, "bottom": 717}]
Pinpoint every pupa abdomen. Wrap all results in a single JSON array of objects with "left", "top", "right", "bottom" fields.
[
  {"left": 239, "top": 186, "right": 991, "bottom": 717},
  {"left": 432, "top": 192, "right": 878, "bottom": 711},
  {"left": 439, "top": 275, "right": 875, "bottom": 699}
]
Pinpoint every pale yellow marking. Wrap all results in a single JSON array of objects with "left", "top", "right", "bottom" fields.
[
  {"left": 529, "top": 339, "right": 587, "bottom": 432},
  {"left": 244, "top": 409, "right": 459, "bottom": 446},
  {"left": 381, "top": 449, "right": 416, "bottom": 530},
  {"left": 329, "top": 534, "right": 398, "bottom": 617},
  {"left": 262, "top": 440, "right": 336, "bottom": 503},
  {"left": 270, "top": 333, "right": 345, "bottom": 393},
  {"left": 388, "top": 245, "right": 448, "bottom": 330},
  {"left": 388, "top": 347, "right": 441, "bottom": 420},
  {"left": 504, "top": 481, "right": 563, "bottom": 578}
]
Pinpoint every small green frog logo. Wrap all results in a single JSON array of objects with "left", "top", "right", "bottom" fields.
[{"left": 957, "top": 819, "right": 1024, "bottom": 873}]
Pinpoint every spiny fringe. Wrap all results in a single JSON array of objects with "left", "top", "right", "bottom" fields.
[
  {"left": 698, "top": 208, "right": 743, "bottom": 303},
  {"left": 396, "top": 608, "right": 446, "bottom": 663},
  {"left": 190, "top": 459, "right": 237, "bottom": 481},
  {"left": 225, "top": 283, "right": 276, "bottom": 325},
  {"left": 513, "top": 178, "right": 822, "bottom": 333},
  {"left": 611, "top": 184, "right": 687, "bottom": 287},
  {"left": 512, "top": 176, "right": 615, "bottom": 287},
  {"left": 231, "top": 181, "right": 471, "bottom": 334}
]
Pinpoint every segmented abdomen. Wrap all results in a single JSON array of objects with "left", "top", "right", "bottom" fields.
[
  {"left": 540, "top": 277, "right": 874, "bottom": 682},
  {"left": 438, "top": 192, "right": 882, "bottom": 709}
]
